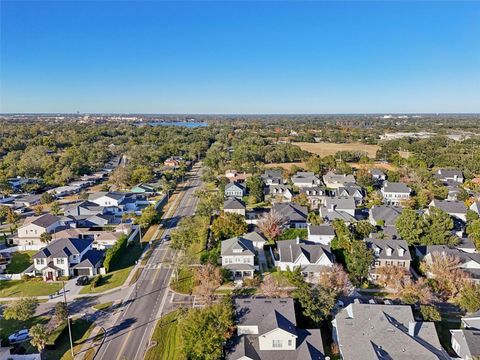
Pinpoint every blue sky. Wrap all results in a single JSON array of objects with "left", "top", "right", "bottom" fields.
[{"left": 1, "top": 1, "right": 479, "bottom": 114}]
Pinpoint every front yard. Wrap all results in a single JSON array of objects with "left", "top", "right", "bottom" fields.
[
  {"left": 5, "top": 251, "right": 36, "bottom": 274},
  {"left": 0, "top": 280, "right": 63, "bottom": 298}
]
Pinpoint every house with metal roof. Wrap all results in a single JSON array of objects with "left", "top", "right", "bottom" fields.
[{"left": 225, "top": 297, "right": 325, "bottom": 360}]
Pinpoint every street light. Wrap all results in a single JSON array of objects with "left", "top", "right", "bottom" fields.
[{"left": 62, "top": 280, "right": 74, "bottom": 357}]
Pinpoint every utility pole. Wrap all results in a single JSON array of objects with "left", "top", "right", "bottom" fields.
[{"left": 62, "top": 280, "right": 74, "bottom": 357}]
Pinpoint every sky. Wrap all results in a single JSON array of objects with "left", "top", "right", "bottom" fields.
[{"left": 1, "top": 1, "right": 479, "bottom": 114}]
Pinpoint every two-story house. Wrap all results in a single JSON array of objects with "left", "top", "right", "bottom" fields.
[
  {"left": 276, "top": 238, "right": 334, "bottom": 280},
  {"left": 221, "top": 236, "right": 257, "bottom": 279},
  {"left": 322, "top": 172, "right": 356, "bottom": 189},
  {"left": 272, "top": 203, "right": 308, "bottom": 228},
  {"left": 381, "top": 181, "right": 411, "bottom": 206},
  {"left": 14, "top": 214, "right": 65, "bottom": 249},
  {"left": 225, "top": 297, "right": 325, "bottom": 360},
  {"left": 319, "top": 196, "right": 357, "bottom": 223},
  {"left": 335, "top": 183, "right": 364, "bottom": 205},
  {"left": 225, "top": 182, "right": 247, "bottom": 199},
  {"left": 28, "top": 238, "right": 103, "bottom": 280},
  {"left": 265, "top": 185, "right": 293, "bottom": 203},
  {"left": 224, "top": 197, "right": 246, "bottom": 216},
  {"left": 291, "top": 172, "right": 321, "bottom": 188},
  {"left": 365, "top": 238, "right": 411, "bottom": 280},
  {"left": 436, "top": 169, "right": 464, "bottom": 184},
  {"left": 299, "top": 186, "right": 330, "bottom": 209},
  {"left": 307, "top": 224, "right": 335, "bottom": 245},
  {"left": 451, "top": 312, "right": 480, "bottom": 360},
  {"left": 261, "top": 170, "right": 284, "bottom": 186},
  {"left": 429, "top": 199, "right": 468, "bottom": 222}
]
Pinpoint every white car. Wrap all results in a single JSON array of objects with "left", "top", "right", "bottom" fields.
[{"left": 8, "top": 329, "right": 31, "bottom": 344}]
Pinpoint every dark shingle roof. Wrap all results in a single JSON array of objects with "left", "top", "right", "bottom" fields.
[
  {"left": 272, "top": 203, "right": 308, "bottom": 222},
  {"left": 224, "top": 197, "right": 246, "bottom": 210},
  {"left": 32, "top": 238, "right": 93, "bottom": 259}
]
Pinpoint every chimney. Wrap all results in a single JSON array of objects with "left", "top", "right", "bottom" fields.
[
  {"left": 408, "top": 321, "right": 418, "bottom": 336},
  {"left": 386, "top": 247, "right": 393, "bottom": 256},
  {"left": 296, "top": 236, "right": 300, "bottom": 244}
]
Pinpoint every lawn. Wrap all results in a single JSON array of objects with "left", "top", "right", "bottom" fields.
[
  {"left": 5, "top": 251, "right": 36, "bottom": 274},
  {"left": 144, "top": 310, "right": 183, "bottom": 360},
  {"left": 93, "top": 301, "right": 114, "bottom": 311},
  {"left": 80, "top": 238, "right": 145, "bottom": 294},
  {"left": 277, "top": 228, "right": 308, "bottom": 241},
  {"left": 0, "top": 314, "right": 48, "bottom": 340},
  {"left": 0, "top": 280, "right": 63, "bottom": 298},
  {"left": 170, "top": 266, "right": 194, "bottom": 295},
  {"left": 46, "top": 319, "right": 95, "bottom": 360}
]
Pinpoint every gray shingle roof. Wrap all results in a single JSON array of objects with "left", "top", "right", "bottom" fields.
[
  {"left": 308, "top": 224, "right": 335, "bottom": 236},
  {"left": 272, "top": 203, "right": 308, "bottom": 222},
  {"left": 366, "top": 238, "right": 411, "bottom": 261},
  {"left": 221, "top": 236, "right": 255, "bottom": 256},
  {"left": 450, "top": 329, "right": 480, "bottom": 358},
  {"left": 277, "top": 239, "right": 334, "bottom": 264},
  {"left": 32, "top": 238, "right": 93, "bottom": 259},
  {"left": 224, "top": 197, "right": 246, "bottom": 210},
  {"left": 382, "top": 181, "right": 411, "bottom": 194},
  {"left": 72, "top": 250, "right": 104, "bottom": 268},
  {"left": 325, "top": 196, "right": 356, "bottom": 211},
  {"left": 430, "top": 200, "right": 467, "bottom": 215},
  {"left": 23, "top": 213, "right": 61, "bottom": 228},
  {"left": 370, "top": 205, "right": 403, "bottom": 226}
]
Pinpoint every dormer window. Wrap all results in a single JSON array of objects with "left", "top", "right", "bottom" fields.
[
  {"left": 386, "top": 247, "right": 393, "bottom": 256},
  {"left": 374, "top": 247, "right": 380, "bottom": 256},
  {"left": 398, "top": 248, "right": 405, "bottom": 257}
]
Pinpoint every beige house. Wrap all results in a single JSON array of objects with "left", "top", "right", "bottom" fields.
[
  {"left": 223, "top": 197, "right": 246, "bottom": 216},
  {"left": 14, "top": 214, "right": 64, "bottom": 249},
  {"left": 365, "top": 238, "right": 411, "bottom": 280}
]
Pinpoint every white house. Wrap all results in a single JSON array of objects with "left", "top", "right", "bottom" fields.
[
  {"left": 14, "top": 214, "right": 64, "bottom": 249},
  {"left": 381, "top": 181, "right": 411, "bottom": 206},
  {"left": 221, "top": 236, "right": 257, "bottom": 279},
  {"left": 451, "top": 312, "right": 480, "bottom": 360},
  {"left": 224, "top": 182, "right": 246, "bottom": 198},
  {"left": 223, "top": 197, "right": 246, "bottom": 216},
  {"left": 307, "top": 224, "right": 335, "bottom": 245},
  {"left": 265, "top": 185, "right": 293, "bottom": 203},
  {"left": 429, "top": 199, "right": 468, "bottom": 222},
  {"left": 436, "top": 169, "right": 464, "bottom": 183},
  {"left": 291, "top": 172, "right": 321, "bottom": 188}
]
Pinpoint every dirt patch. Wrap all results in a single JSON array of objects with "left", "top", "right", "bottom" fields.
[
  {"left": 264, "top": 162, "right": 305, "bottom": 170},
  {"left": 295, "top": 142, "right": 380, "bottom": 158}
]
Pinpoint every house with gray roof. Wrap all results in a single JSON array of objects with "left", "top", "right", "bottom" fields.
[
  {"left": 323, "top": 171, "right": 356, "bottom": 189},
  {"left": 13, "top": 194, "right": 42, "bottom": 207},
  {"left": 451, "top": 312, "right": 480, "bottom": 360},
  {"left": 241, "top": 231, "right": 267, "bottom": 249},
  {"left": 299, "top": 186, "right": 330, "bottom": 209},
  {"left": 429, "top": 199, "right": 468, "bottom": 222},
  {"left": 365, "top": 238, "right": 411, "bottom": 280},
  {"left": 225, "top": 182, "right": 247, "bottom": 199},
  {"left": 275, "top": 238, "right": 334, "bottom": 280},
  {"left": 470, "top": 201, "right": 480, "bottom": 216},
  {"left": 225, "top": 297, "right": 325, "bottom": 360},
  {"left": 272, "top": 203, "right": 308, "bottom": 228},
  {"left": 221, "top": 236, "right": 257, "bottom": 279},
  {"left": 291, "top": 172, "right": 321, "bottom": 188},
  {"left": 436, "top": 169, "right": 464, "bottom": 183},
  {"left": 370, "top": 168, "right": 386, "bottom": 182},
  {"left": 261, "top": 170, "right": 284, "bottom": 186},
  {"left": 265, "top": 185, "right": 293, "bottom": 203},
  {"left": 332, "top": 303, "right": 448, "bottom": 360},
  {"left": 14, "top": 214, "right": 66, "bottom": 249},
  {"left": 319, "top": 196, "right": 357, "bottom": 223},
  {"left": 224, "top": 197, "right": 246, "bottom": 216},
  {"left": 88, "top": 191, "right": 148, "bottom": 215},
  {"left": 27, "top": 238, "right": 103, "bottom": 280},
  {"left": 381, "top": 181, "right": 411, "bottom": 206},
  {"left": 369, "top": 205, "right": 403, "bottom": 227},
  {"left": 63, "top": 200, "right": 109, "bottom": 217},
  {"left": 336, "top": 183, "right": 364, "bottom": 205},
  {"left": 307, "top": 224, "right": 335, "bottom": 245}
]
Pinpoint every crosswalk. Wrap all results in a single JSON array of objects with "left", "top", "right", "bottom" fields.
[{"left": 143, "top": 262, "right": 173, "bottom": 270}]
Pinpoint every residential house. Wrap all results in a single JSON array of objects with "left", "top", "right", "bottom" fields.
[
  {"left": 225, "top": 297, "right": 325, "bottom": 360},
  {"left": 241, "top": 231, "right": 267, "bottom": 249},
  {"left": 48, "top": 185, "right": 81, "bottom": 198},
  {"left": 381, "top": 181, "right": 411, "bottom": 206},
  {"left": 332, "top": 303, "right": 448, "bottom": 360},
  {"left": 415, "top": 245, "right": 480, "bottom": 282},
  {"left": 225, "top": 170, "right": 251, "bottom": 183},
  {"left": 335, "top": 183, "right": 364, "bottom": 205},
  {"left": 365, "top": 238, "right": 411, "bottom": 280},
  {"left": 54, "top": 225, "right": 130, "bottom": 249},
  {"left": 322, "top": 172, "right": 356, "bottom": 189},
  {"left": 450, "top": 312, "right": 480, "bottom": 360},
  {"left": 130, "top": 183, "right": 157, "bottom": 195},
  {"left": 221, "top": 236, "right": 257, "bottom": 279},
  {"left": 224, "top": 197, "right": 246, "bottom": 217},
  {"left": 225, "top": 182, "right": 246, "bottom": 199},
  {"left": 307, "top": 224, "right": 335, "bottom": 245},
  {"left": 370, "top": 168, "right": 386, "bottom": 182},
  {"left": 319, "top": 197, "right": 357, "bottom": 223},
  {"left": 469, "top": 201, "right": 480, "bottom": 216},
  {"left": 261, "top": 170, "right": 284, "bottom": 186},
  {"left": 299, "top": 186, "right": 330, "bottom": 209},
  {"left": 13, "top": 194, "right": 41, "bottom": 208},
  {"left": 14, "top": 214, "right": 65, "bottom": 248},
  {"left": 291, "top": 172, "right": 321, "bottom": 188},
  {"left": 429, "top": 199, "right": 468, "bottom": 222},
  {"left": 163, "top": 156, "right": 183, "bottom": 168},
  {"left": 369, "top": 205, "right": 403, "bottom": 227},
  {"left": 88, "top": 192, "right": 148, "bottom": 215},
  {"left": 275, "top": 238, "right": 334, "bottom": 280},
  {"left": 436, "top": 169, "right": 464, "bottom": 183},
  {"left": 272, "top": 203, "right": 308, "bottom": 228},
  {"left": 265, "top": 185, "right": 293, "bottom": 203},
  {"left": 63, "top": 200, "right": 109, "bottom": 217},
  {"left": 28, "top": 238, "right": 103, "bottom": 280}
]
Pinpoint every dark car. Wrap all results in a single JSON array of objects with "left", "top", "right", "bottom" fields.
[
  {"left": 76, "top": 275, "right": 89, "bottom": 286},
  {"left": 164, "top": 234, "right": 171, "bottom": 242}
]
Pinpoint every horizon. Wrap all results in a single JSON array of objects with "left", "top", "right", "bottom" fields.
[{"left": 1, "top": 1, "right": 479, "bottom": 113}]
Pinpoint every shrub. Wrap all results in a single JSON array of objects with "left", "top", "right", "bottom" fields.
[
  {"left": 420, "top": 305, "right": 441, "bottom": 322},
  {"left": 103, "top": 234, "right": 128, "bottom": 272},
  {"left": 91, "top": 275, "right": 102, "bottom": 288}
]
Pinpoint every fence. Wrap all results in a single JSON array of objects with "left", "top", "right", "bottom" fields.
[{"left": 0, "top": 273, "right": 22, "bottom": 280}]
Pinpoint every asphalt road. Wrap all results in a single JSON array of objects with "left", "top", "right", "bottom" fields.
[{"left": 96, "top": 163, "right": 203, "bottom": 360}]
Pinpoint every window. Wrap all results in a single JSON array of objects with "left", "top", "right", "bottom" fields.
[
  {"left": 57, "top": 258, "right": 65, "bottom": 265},
  {"left": 272, "top": 340, "right": 282, "bottom": 348},
  {"left": 288, "top": 339, "right": 292, "bottom": 347}
]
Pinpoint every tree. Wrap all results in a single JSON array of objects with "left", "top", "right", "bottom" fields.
[
  {"left": 138, "top": 204, "right": 158, "bottom": 227},
  {"left": 54, "top": 302, "right": 68, "bottom": 324},
  {"left": 466, "top": 209, "right": 479, "bottom": 223},
  {"left": 454, "top": 281, "right": 480, "bottom": 313},
  {"left": 50, "top": 201, "right": 61, "bottom": 216},
  {"left": 420, "top": 305, "right": 441, "bottom": 322},
  {"left": 3, "top": 297, "right": 39, "bottom": 322},
  {"left": 307, "top": 211, "right": 323, "bottom": 225},
  {"left": 257, "top": 209, "right": 287, "bottom": 241},
  {"left": 40, "top": 232, "right": 52, "bottom": 244},
  {"left": 131, "top": 166, "right": 154, "bottom": 184},
  {"left": 295, "top": 284, "right": 336, "bottom": 324},
  {"left": 395, "top": 209, "right": 425, "bottom": 246},
  {"left": 180, "top": 300, "right": 234, "bottom": 360},
  {"left": 398, "top": 278, "right": 434, "bottom": 305},
  {"left": 40, "top": 192, "right": 54, "bottom": 204},
  {"left": 292, "top": 193, "right": 309, "bottom": 208},
  {"left": 245, "top": 175, "right": 264, "bottom": 203},
  {"left": 33, "top": 204, "right": 44, "bottom": 216},
  {"left": 353, "top": 220, "right": 375, "bottom": 240},
  {"left": 345, "top": 240, "right": 373, "bottom": 285},
  {"left": 375, "top": 265, "right": 408, "bottom": 291},
  {"left": 422, "top": 207, "right": 456, "bottom": 246},
  {"left": 211, "top": 213, "right": 247, "bottom": 240},
  {"left": 260, "top": 274, "right": 285, "bottom": 298},
  {"left": 110, "top": 167, "right": 129, "bottom": 188},
  {"left": 29, "top": 324, "right": 51, "bottom": 355},
  {"left": 194, "top": 263, "right": 222, "bottom": 305},
  {"left": 467, "top": 219, "right": 480, "bottom": 250},
  {"left": 318, "top": 264, "right": 352, "bottom": 296}
]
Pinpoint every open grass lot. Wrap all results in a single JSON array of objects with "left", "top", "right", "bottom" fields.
[
  {"left": 170, "top": 267, "right": 194, "bottom": 295},
  {"left": 80, "top": 238, "right": 144, "bottom": 294},
  {"left": 5, "top": 251, "right": 36, "bottom": 274},
  {"left": 296, "top": 141, "right": 380, "bottom": 158},
  {"left": 145, "top": 310, "right": 183, "bottom": 360},
  {"left": 46, "top": 319, "right": 95, "bottom": 360},
  {"left": 0, "top": 280, "right": 63, "bottom": 298}
]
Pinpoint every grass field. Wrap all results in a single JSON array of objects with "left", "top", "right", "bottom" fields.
[
  {"left": 46, "top": 319, "right": 95, "bottom": 360},
  {"left": 0, "top": 280, "right": 63, "bottom": 298},
  {"left": 170, "top": 267, "right": 194, "bottom": 295},
  {"left": 296, "top": 141, "right": 380, "bottom": 158},
  {"left": 5, "top": 251, "right": 36, "bottom": 274},
  {"left": 145, "top": 310, "right": 183, "bottom": 360}
]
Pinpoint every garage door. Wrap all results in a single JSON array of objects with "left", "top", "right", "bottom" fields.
[{"left": 74, "top": 268, "right": 90, "bottom": 276}]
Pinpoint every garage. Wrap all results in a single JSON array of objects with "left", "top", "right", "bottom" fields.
[{"left": 74, "top": 268, "right": 91, "bottom": 276}]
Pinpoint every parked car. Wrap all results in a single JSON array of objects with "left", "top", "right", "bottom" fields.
[
  {"left": 75, "top": 275, "right": 89, "bottom": 286},
  {"left": 8, "top": 329, "right": 30, "bottom": 344},
  {"left": 164, "top": 234, "right": 171, "bottom": 242}
]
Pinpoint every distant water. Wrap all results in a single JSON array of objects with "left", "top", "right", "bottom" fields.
[{"left": 144, "top": 121, "right": 208, "bottom": 128}]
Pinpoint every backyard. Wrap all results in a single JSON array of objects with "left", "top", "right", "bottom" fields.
[
  {"left": 5, "top": 251, "right": 36, "bottom": 274},
  {"left": 144, "top": 310, "right": 183, "bottom": 360}
]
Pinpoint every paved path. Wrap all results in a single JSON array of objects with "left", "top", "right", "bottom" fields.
[{"left": 95, "top": 163, "right": 203, "bottom": 360}]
